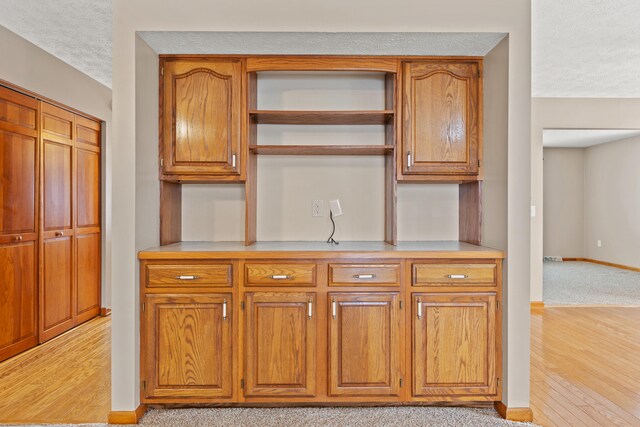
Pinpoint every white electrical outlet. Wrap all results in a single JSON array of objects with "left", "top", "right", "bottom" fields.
[
  {"left": 597, "top": 240, "right": 602, "bottom": 248},
  {"left": 312, "top": 200, "right": 323, "bottom": 217},
  {"left": 329, "top": 199, "right": 343, "bottom": 217}
]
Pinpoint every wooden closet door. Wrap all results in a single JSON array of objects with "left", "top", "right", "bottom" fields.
[
  {"left": 244, "top": 292, "right": 316, "bottom": 397},
  {"left": 161, "top": 60, "right": 242, "bottom": 178},
  {"left": 0, "top": 87, "right": 39, "bottom": 361},
  {"left": 328, "top": 293, "right": 401, "bottom": 397},
  {"left": 40, "top": 102, "right": 75, "bottom": 342},
  {"left": 402, "top": 61, "right": 480, "bottom": 176},
  {"left": 412, "top": 293, "right": 497, "bottom": 397},
  {"left": 75, "top": 116, "right": 101, "bottom": 324}
]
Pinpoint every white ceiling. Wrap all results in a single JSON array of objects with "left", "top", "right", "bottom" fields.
[
  {"left": 543, "top": 129, "right": 640, "bottom": 148},
  {"left": 1, "top": 0, "right": 640, "bottom": 96},
  {"left": 0, "top": 0, "right": 112, "bottom": 88}
]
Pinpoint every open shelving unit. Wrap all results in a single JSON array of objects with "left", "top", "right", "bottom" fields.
[{"left": 244, "top": 63, "right": 398, "bottom": 245}]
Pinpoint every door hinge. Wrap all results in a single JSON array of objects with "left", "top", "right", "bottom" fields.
[
  {"left": 497, "top": 377, "right": 501, "bottom": 387},
  {"left": 142, "top": 303, "right": 145, "bottom": 312},
  {"left": 478, "top": 159, "right": 482, "bottom": 168},
  {"left": 241, "top": 301, "right": 245, "bottom": 310},
  {"left": 478, "top": 68, "right": 481, "bottom": 78},
  {"left": 241, "top": 379, "right": 245, "bottom": 389},
  {"left": 399, "top": 300, "right": 403, "bottom": 310},
  {"left": 160, "top": 158, "right": 164, "bottom": 167},
  {"left": 142, "top": 380, "right": 146, "bottom": 390},
  {"left": 497, "top": 301, "right": 500, "bottom": 311},
  {"left": 161, "top": 66, "right": 164, "bottom": 76},
  {"left": 400, "top": 378, "right": 403, "bottom": 387}
]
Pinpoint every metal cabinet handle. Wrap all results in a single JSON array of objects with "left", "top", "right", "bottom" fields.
[
  {"left": 222, "top": 299, "right": 227, "bottom": 320},
  {"left": 446, "top": 274, "right": 468, "bottom": 279},
  {"left": 417, "top": 298, "right": 422, "bottom": 319},
  {"left": 332, "top": 298, "right": 337, "bottom": 319},
  {"left": 176, "top": 275, "right": 199, "bottom": 280},
  {"left": 55, "top": 231, "right": 64, "bottom": 237},
  {"left": 270, "top": 275, "right": 291, "bottom": 280},
  {"left": 13, "top": 235, "right": 23, "bottom": 242},
  {"left": 353, "top": 274, "right": 375, "bottom": 279},
  {"left": 308, "top": 299, "right": 313, "bottom": 319},
  {"left": 232, "top": 154, "right": 237, "bottom": 168}
]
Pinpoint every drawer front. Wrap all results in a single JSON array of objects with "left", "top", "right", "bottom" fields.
[
  {"left": 413, "top": 263, "right": 496, "bottom": 286},
  {"left": 245, "top": 263, "right": 316, "bottom": 286},
  {"left": 329, "top": 264, "right": 400, "bottom": 286},
  {"left": 146, "top": 263, "right": 233, "bottom": 287}
]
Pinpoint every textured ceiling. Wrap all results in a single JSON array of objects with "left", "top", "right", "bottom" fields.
[
  {"left": 543, "top": 129, "right": 640, "bottom": 148},
  {"left": 532, "top": 0, "right": 640, "bottom": 97},
  {"left": 1, "top": 1, "right": 639, "bottom": 96},
  {"left": 139, "top": 32, "right": 506, "bottom": 56},
  {"left": 0, "top": 0, "right": 112, "bottom": 88}
]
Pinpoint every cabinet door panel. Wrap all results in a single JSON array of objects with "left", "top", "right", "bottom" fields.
[
  {"left": 145, "top": 294, "right": 233, "bottom": 400},
  {"left": 75, "top": 232, "right": 101, "bottom": 322},
  {"left": 43, "top": 139, "right": 73, "bottom": 231},
  {"left": 162, "top": 60, "right": 242, "bottom": 177},
  {"left": 77, "top": 148, "right": 100, "bottom": 228},
  {"left": 0, "top": 130, "right": 37, "bottom": 235},
  {"left": 328, "top": 293, "right": 401, "bottom": 397},
  {"left": 412, "top": 293, "right": 496, "bottom": 397},
  {"left": 402, "top": 61, "right": 479, "bottom": 176},
  {"left": 245, "top": 292, "right": 316, "bottom": 397},
  {"left": 0, "top": 241, "right": 38, "bottom": 362},
  {"left": 41, "top": 235, "right": 74, "bottom": 341}
]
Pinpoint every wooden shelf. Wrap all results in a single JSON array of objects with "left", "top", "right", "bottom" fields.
[
  {"left": 249, "top": 110, "right": 394, "bottom": 125},
  {"left": 250, "top": 145, "right": 394, "bottom": 156}
]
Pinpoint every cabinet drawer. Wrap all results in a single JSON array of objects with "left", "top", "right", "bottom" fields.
[
  {"left": 245, "top": 263, "right": 316, "bottom": 286},
  {"left": 413, "top": 263, "right": 496, "bottom": 286},
  {"left": 329, "top": 264, "right": 400, "bottom": 286},
  {"left": 146, "top": 263, "right": 233, "bottom": 287}
]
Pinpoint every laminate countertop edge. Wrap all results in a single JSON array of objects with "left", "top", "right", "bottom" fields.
[{"left": 138, "top": 241, "right": 505, "bottom": 260}]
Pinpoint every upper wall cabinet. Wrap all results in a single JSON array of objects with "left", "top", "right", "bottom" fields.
[
  {"left": 161, "top": 59, "right": 244, "bottom": 182},
  {"left": 400, "top": 61, "right": 481, "bottom": 180}
]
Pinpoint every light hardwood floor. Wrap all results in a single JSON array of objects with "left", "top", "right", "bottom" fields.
[
  {"left": 531, "top": 306, "right": 640, "bottom": 427},
  {"left": 1, "top": 308, "right": 638, "bottom": 426},
  {"left": 0, "top": 316, "right": 110, "bottom": 424}
]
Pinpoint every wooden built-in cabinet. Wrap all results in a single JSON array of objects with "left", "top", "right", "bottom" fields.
[
  {"left": 139, "top": 247, "right": 503, "bottom": 406},
  {"left": 160, "top": 59, "right": 243, "bottom": 182},
  {"left": 400, "top": 61, "right": 481, "bottom": 180},
  {"left": 0, "top": 83, "right": 103, "bottom": 361}
]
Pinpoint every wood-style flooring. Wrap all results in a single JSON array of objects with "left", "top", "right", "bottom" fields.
[
  {"left": 531, "top": 306, "right": 640, "bottom": 427},
  {"left": 0, "top": 316, "right": 110, "bottom": 424},
  {"left": 1, "top": 308, "right": 638, "bottom": 426}
]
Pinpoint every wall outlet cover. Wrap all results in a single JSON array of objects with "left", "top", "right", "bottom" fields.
[
  {"left": 312, "top": 200, "right": 324, "bottom": 217},
  {"left": 329, "top": 199, "right": 343, "bottom": 216}
]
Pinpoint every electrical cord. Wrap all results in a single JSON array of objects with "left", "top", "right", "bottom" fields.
[{"left": 327, "top": 210, "right": 339, "bottom": 245}]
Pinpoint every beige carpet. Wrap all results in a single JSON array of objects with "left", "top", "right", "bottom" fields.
[{"left": 1, "top": 407, "right": 538, "bottom": 426}]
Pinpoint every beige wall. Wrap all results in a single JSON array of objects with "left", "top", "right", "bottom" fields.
[
  {"left": 113, "top": 0, "right": 531, "bottom": 411},
  {"left": 531, "top": 97, "right": 640, "bottom": 301},
  {"left": 584, "top": 136, "right": 640, "bottom": 268},
  {"left": 542, "top": 148, "right": 584, "bottom": 257},
  {"left": 0, "top": 24, "right": 113, "bottom": 306}
]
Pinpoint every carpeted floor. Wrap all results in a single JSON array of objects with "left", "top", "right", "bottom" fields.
[
  {"left": 0, "top": 407, "right": 537, "bottom": 426},
  {"left": 544, "top": 261, "right": 640, "bottom": 305}
]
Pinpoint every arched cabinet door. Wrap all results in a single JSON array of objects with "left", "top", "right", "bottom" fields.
[
  {"left": 161, "top": 59, "right": 243, "bottom": 181},
  {"left": 401, "top": 61, "right": 480, "bottom": 178}
]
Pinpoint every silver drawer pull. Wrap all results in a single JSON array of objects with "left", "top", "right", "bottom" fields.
[
  {"left": 176, "top": 275, "right": 199, "bottom": 280},
  {"left": 446, "top": 274, "right": 468, "bottom": 279},
  {"left": 332, "top": 298, "right": 337, "bottom": 319},
  {"left": 270, "top": 275, "right": 291, "bottom": 280},
  {"left": 222, "top": 299, "right": 227, "bottom": 320},
  {"left": 308, "top": 299, "right": 313, "bottom": 319},
  {"left": 417, "top": 298, "right": 422, "bottom": 319},
  {"left": 353, "top": 274, "right": 375, "bottom": 279}
]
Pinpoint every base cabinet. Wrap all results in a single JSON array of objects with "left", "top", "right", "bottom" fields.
[
  {"left": 328, "top": 293, "right": 401, "bottom": 397},
  {"left": 412, "top": 293, "right": 497, "bottom": 397},
  {"left": 140, "top": 255, "right": 502, "bottom": 405},
  {"left": 143, "top": 294, "right": 233, "bottom": 400},
  {"left": 244, "top": 292, "right": 316, "bottom": 397}
]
